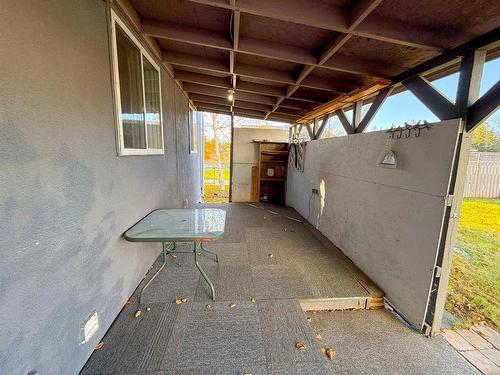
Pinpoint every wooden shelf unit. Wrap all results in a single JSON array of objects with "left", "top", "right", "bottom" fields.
[{"left": 254, "top": 141, "right": 289, "bottom": 204}]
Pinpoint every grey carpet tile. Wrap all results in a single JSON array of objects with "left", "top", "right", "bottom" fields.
[
  {"left": 133, "top": 263, "right": 200, "bottom": 304},
  {"left": 218, "top": 224, "right": 246, "bottom": 243},
  {"left": 81, "top": 303, "right": 180, "bottom": 375},
  {"left": 148, "top": 363, "right": 268, "bottom": 374},
  {"left": 158, "top": 301, "right": 267, "bottom": 369},
  {"left": 309, "top": 309, "right": 480, "bottom": 375},
  {"left": 247, "top": 242, "right": 281, "bottom": 266},
  {"left": 194, "top": 264, "right": 255, "bottom": 302},
  {"left": 267, "top": 361, "right": 333, "bottom": 375},
  {"left": 198, "top": 242, "right": 250, "bottom": 266},
  {"left": 245, "top": 228, "right": 324, "bottom": 252},
  {"left": 257, "top": 300, "right": 326, "bottom": 365},
  {"left": 298, "top": 262, "right": 369, "bottom": 299},
  {"left": 251, "top": 265, "right": 314, "bottom": 300}
]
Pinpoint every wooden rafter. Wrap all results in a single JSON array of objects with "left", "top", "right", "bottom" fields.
[
  {"left": 264, "top": 0, "right": 384, "bottom": 120},
  {"left": 184, "top": 0, "right": 451, "bottom": 50}
]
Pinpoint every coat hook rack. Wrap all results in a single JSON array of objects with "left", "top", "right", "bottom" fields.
[{"left": 386, "top": 121, "right": 431, "bottom": 139}]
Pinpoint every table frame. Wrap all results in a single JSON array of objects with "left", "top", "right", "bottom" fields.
[{"left": 139, "top": 241, "right": 218, "bottom": 305}]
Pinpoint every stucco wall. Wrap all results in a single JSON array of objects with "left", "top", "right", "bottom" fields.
[
  {"left": 232, "top": 128, "right": 288, "bottom": 202},
  {"left": 0, "top": 1, "right": 201, "bottom": 374},
  {"left": 286, "top": 120, "right": 461, "bottom": 329}
]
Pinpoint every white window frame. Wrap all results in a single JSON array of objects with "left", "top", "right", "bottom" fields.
[{"left": 110, "top": 10, "right": 164, "bottom": 156}]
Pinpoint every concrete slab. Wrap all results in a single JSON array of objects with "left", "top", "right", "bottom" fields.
[{"left": 309, "top": 309, "right": 480, "bottom": 375}]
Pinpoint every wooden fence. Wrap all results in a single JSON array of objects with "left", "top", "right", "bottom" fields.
[{"left": 463, "top": 151, "right": 500, "bottom": 198}]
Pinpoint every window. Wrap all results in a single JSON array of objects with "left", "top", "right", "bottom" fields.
[
  {"left": 110, "top": 11, "right": 164, "bottom": 155},
  {"left": 189, "top": 108, "right": 198, "bottom": 153}
]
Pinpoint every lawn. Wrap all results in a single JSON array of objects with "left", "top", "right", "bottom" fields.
[
  {"left": 203, "top": 168, "right": 230, "bottom": 180},
  {"left": 203, "top": 184, "right": 229, "bottom": 203},
  {"left": 446, "top": 199, "right": 500, "bottom": 330}
]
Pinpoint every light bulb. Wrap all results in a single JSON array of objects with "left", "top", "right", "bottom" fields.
[{"left": 227, "top": 89, "right": 235, "bottom": 101}]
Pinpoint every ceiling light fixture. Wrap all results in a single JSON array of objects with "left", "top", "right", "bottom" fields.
[{"left": 227, "top": 89, "right": 235, "bottom": 102}]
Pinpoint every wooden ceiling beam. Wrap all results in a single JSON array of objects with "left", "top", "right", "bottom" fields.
[
  {"left": 184, "top": 83, "right": 278, "bottom": 105},
  {"left": 185, "top": 0, "right": 449, "bottom": 50},
  {"left": 265, "top": 0, "right": 383, "bottom": 120},
  {"left": 188, "top": 93, "right": 230, "bottom": 107},
  {"left": 147, "top": 18, "right": 398, "bottom": 78},
  {"left": 174, "top": 70, "right": 230, "bottom": 88},
  {"left": 162, "top": 51, "right": 228, "bottom": 74},
  {"left": 236, "top": 81, "right": 286, "bottom": 97}
]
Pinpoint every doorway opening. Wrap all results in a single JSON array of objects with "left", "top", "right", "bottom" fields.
[{"left": 202, "top": 112, "right": 232, "bottom": 203}]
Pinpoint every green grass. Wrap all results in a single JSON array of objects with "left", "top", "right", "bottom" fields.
[
  {"left": 203, "top": 184, "right": 230, "bottom": 203},
  {"left": 203, "top": 168, "right": 230, "bottom": 180},
  {"left": 446, "top": 199, "right": 500, "bottom": 330}
]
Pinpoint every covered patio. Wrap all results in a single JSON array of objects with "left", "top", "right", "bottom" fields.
[
  {"left": 81, "top": 203, "right": 476, "bottom": 375},
  {"left": 1, "top": 0, "right": 500, "bottom": 374}
]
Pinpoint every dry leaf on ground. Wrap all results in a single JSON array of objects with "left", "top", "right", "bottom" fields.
[
  {"left": 170, "top": 254, "right": 177, "bottom": 259},
  {"left": 229, "top": 303, "right": 236, "bottom": 308},
  {"left": 315, "top": 333, "right": 322, "bottom": 340},
  {"left": 251, "top": 298, "right": 256, "bottom": 303},
  {"left": 134, "top": 310, "right": 141, "bottom": 318},
  {"left": 295, "top": 342, "right": 306, "bottom": 350},
  {"left": 95, "top": 342, "right": 104, "bottom": 350},
  {"left": 175, "top": 298, "right": 188, "bottom": 304},
  {"left": 325, "top": 348, "right": 336, "bottom": 359}
]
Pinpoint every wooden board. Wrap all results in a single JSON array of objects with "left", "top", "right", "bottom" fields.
[{"left": 251, "top": 166, "right": 259, "bottom": 202}]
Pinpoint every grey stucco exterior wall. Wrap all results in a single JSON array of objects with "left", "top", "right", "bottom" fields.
[{"left": 0, "top": 1, "right": 201, "bottom": 374}]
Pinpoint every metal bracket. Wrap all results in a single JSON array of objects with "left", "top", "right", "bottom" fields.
[
  {"left": 444, "top": 194, "right": 454, "bottom": 206},
  {"left": 434, "top": 265, "right": 442, "bottom": 278},
  {"left": 422, "top": 322, "right": 432, "bottom": 336}
]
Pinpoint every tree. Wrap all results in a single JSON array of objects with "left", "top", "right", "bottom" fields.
[
  {"left": 206, "top": 113, "right": 231, "bottom": 189},
  {"left": 471, "top": 122, "right": 500, "bottom": 152}
]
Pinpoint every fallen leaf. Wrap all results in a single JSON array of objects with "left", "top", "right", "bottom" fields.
[
  {"left": 315, "top": 333, "right": 322, "bottom": 340},
  {"left": 134, "top": 310, "right": 141, "bottom": 318},
  {"left": 321, "top": 347, "right": 326, "bottom": 353},
  {"left": 206, "top": 304, "right": 212, "bottom": 309},
  {"left": 251, "top": 298, "right": 256, "bottom": 304},
  {"left": 229, "top": 303, "right": 236, "bottom": 308},
  {"left": 175, "top": 299, "right": 182, "bottom": 304},
  {"left": 295, "top": 342, "right": 306, "bottom": 350},
  {"left": 181, "top": 298, "right": 188, "bottom": 303},
  {"left": 95, "top": 342, "right": 104, "bottom": 350},
  {"left": 268, "top": 253, "right": 274, "bottom": 258},
  {"left": 325, "top": 348, "right": 336, "bottom": 359},
  {"left": 124, "top": 300, "right": 132, "bottom": 307},
  {"left": 307, "top": 317, "right": 312, "bottom": 322},
  {"left": 170, "top": 254, "right": 178, "bottom": 259}
]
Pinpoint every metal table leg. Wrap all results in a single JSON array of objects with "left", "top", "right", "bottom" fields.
[
  {"left": 139, "top": 242, "right": 169, "bottom": 305},
  {"left": 194, "top": 242, "right": 215, "bottom": 300},
  {"left": 200, "top": 242, "right": 219, "bottom": 263}
]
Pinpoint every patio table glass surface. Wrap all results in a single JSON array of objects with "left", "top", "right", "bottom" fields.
[{"left": 124, "top": 208, "right": 226, "bottom": 242}]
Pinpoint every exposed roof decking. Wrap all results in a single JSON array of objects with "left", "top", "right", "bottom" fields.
[{"left": 130, "top": 0, "right": 500, "bottom": 122}]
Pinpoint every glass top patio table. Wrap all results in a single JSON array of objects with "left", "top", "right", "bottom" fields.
[
  {"left": 124, "top": 208, "right": 226, "bottom": 243},
  {"left": 123, "top": 208, "right": 226, "bottom": 304}
]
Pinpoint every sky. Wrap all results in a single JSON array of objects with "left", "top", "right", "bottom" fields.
[{"left": 369, "top": 57, "right": 500, "bottom": 131}]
